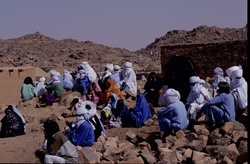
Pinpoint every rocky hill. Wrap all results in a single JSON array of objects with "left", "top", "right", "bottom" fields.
[
  {"left": 136, "top": 25, "right": 247, "bottom": 62},
  {"left": 0, "top": 25, "right": 247, "bottom": 73}
]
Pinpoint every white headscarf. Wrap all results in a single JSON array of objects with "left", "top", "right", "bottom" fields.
[
  {"left": 226, "top": 66, "right": 240, "bottom": 78},
  {"left": 229, "top": 66, "right": 247, "bottom": 109},
  {"left": 49, "top": 70, "right": 60, "bottom": 83},
  {"left": 78, "top": 69, "right": 87, "bottom": 79},
  {"left": 114, "top": 65, "right": 121, "bottom": 71},
  {"left": 51, "top": 75, "right": 60, "bottom": 83},
  {"left": 105, "top": 63, "right": 114, "bottom": 73},
  {"left": 63, "top": 69, "right": 73, "bottom": 84},
  {"left": 39, "top": 77, "right": 46, "bottom": 83},
  {"left": 74, "top": 100, "right": 97, "bottom": 129},
  {"left": 187, "top": 76, "right": 209, "bottom": 104},
  {"left": 80, "top": 61, "right": 97, "bottom": 82},
  {"left": 163, "top": 88, "right": 180, "bottom": 105},
  {"left": 213, "top": 67, "right": 226, "bottom": 87},
  {"left": 189, "top": 76, "right": 201, "bottom": 84},
  {"left": 121, "top": 61, "right": 137, "bottom": 96}
]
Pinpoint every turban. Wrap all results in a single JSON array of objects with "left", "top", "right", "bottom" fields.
[
  {"left": 79, "top": 69, "right": 86, "bottom": 75},
  {"left": 114, "top": 65, "right": 121, "bottom": 71},
  {"left": 39, "top": 77, "right": 46, "bottom": 83},
  {"left": 231, "top": 68, "right": 243, "bottom": 78},
  {"left": 81, "top": 61, "right": 88, "bottom": 66},
  {"left": 213, "top": 67, "right": 224, "bottom": 76},
  {"left": 63, "top": 69, "right": 69, "bottom": 74},
  {"left": 75, "top": 101, "right": 97, "bottom": 122},
  {"left": 189, "top": 76, "right": 201, "bottom": 84},
  {"left": 105, "top": 64, "right": 114, "bottom": 72},
  {"left": 50, "top": 70, "right": 60, "bottom": 76},
  {"left": 164, "top": 88, "right": 180, "bottom": 104},
  {"left": 199, "top": 79, "right": 205, "bottom": 84},
  {"left": 51, "top": 75, "right": 60, "bottom": 82},
  {"left": 124, "top": 62, "right": 132, "bottom": 69},
  {"left": 226, "top": 66, "right": 240, "bottom": 78}
]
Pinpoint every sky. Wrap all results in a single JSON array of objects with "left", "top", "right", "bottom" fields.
[{"left": 0, "top": 1, "right": 247, "bottom": 51}]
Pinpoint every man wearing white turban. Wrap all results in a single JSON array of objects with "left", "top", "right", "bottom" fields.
[
  {"left": 157, "top": 88, "right": 189, "bottom": 139},
  {"left": 226, "top": 65, "right": 247, "bottom": 115},
  {"left": 79, "top": 61, "right": 97, "bottom": 82},
  {"left": 63, "top": 70, "right": 73, "bottom": 90},
  {"left": 119, "top": 61, "right": 137, "bottom": 97},
  {"left": 37, "top": 71, "right": 63, "bottom": 107},
  {"left": 110, "top": 64, "right": 122, "bottom": 86},
  {"left": 66, "top": 97, "right": 106, "bottom": 142},
  {"left": 64, "top": 103, "right": 95, "bottom": 147},
  {"left": 35, "top": 77, "right": 46, "bottom": 97},
  {"left": 186, "top": 76, "right": 212, "bottom": 121}
]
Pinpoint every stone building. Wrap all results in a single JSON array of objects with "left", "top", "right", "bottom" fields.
[{"left": 161, "top": 40, "right": 247, "bottom": 79}]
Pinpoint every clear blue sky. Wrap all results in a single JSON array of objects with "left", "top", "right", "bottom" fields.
[{"left": 0, "top": 0, "right": 247, "bottom": 51}]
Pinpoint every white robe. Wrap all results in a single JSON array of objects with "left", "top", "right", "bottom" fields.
[{"left": 120, "top": 68, "right": 137, "bottom": 96}]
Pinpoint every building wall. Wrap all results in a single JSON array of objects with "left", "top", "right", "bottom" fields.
[
  {"left": 0, "top": 66, "right": 36, "bottom": 105},
  {"left": 161, "top": 40, "right": 247, "bottom": 79}
]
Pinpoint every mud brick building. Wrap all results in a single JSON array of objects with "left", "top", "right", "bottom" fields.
[{"left": 0, "top": 66, "right": 47, "bottom": 105}]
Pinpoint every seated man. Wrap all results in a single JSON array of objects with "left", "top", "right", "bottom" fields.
[
  {"left": 157, "top": 88, "right": 189, "bottom": 139},
  {"left": 201, "top": 82, "right": 235, "bottom": 127},
  {"left": 35, "top": 119, "right": 78, "bottom": 163},
  {"left": 64, "top": 102, "right": 95, "bottom": 147},
  {"left": 121, "top": 93, "right": 152, "bottom": 127},
  {"left": 186, "top": 76, "right": 212, "bottom": 121}
]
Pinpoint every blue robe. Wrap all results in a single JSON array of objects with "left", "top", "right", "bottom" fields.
[
  {"left": 73, "top": 76, "right": 91, "bottom": 95},
  {"left": 201, "top": 93, "right": 235, "bottom": 126},
  {"left": 130, "top": 94, "right": 152, "bottom": 127},
  {"left": 66, "top": 121, "right": 94, "bottom": 147},
  {"left": 157, "top": 101, "right": 189, "bottom": 133},
  {"left": 121, "top": 94, "right": 152, "bottom": 127}
]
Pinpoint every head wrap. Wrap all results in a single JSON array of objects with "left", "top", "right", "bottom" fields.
[
  {"left": 214, "top": 67, "right": 224, "bottom": 76},
  {"left": 63, "top": 69, "right": 69, "bottom": 74},
  {"left": 226, "top": 66, "right": 240, "bottom": 78},
  {"left": 105, "top": 64, "right": 114, "bottom": 72},
  {"left": 124, "top": 62, "right": 132, "bottom": 69},
  {"left": 163, "top": 88, "right": 180, "bottom": 105},
  {"left": 231, "top": 68, "right": 243, "bottom": 78},
  {"left": 51, "top": 75, "right": 60, "bottom": 83},
  {"left": 78, "top": 69, "right": 86, "bottom": 79},
  {"left": 50, "top": 70, "right": 60, "bottom": 76},
  {"left": 189, "top": 76, "right": 201, "bottom": 84},
  {"left": 114, "top": 65, "right": 121, "bottom": 71},
  {"left": 39, "top": 77, "right": 46, "bottom": 83}
]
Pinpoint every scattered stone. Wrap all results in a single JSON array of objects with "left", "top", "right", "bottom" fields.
[
  {"left": 221, "top": 156, "right": 234, "bottom": 164},
  {"left": 139, "top": 147, "right": 157, "bottom": 164},
  {"left": 138, "top": 141, "right": 151, "bottom": 150},
  {"left": 126, "top": 130, "right": 138, "bottom": 144},
  {"left": 78, "top": 147, "right": 98, "bottom": 163},
  {"left": 193, "top": 125, "right": 210, "bottom": 136},
  {"left": 175, "top": 130, "right": 185, "bottom": 138}
]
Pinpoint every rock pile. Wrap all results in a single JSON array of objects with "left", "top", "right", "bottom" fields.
[
  {"left": 77, "top": 117, "right": 247, "bottom": 164},
  {"left": 54, "top": 90, "right": 248, "bottom": 164}
]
